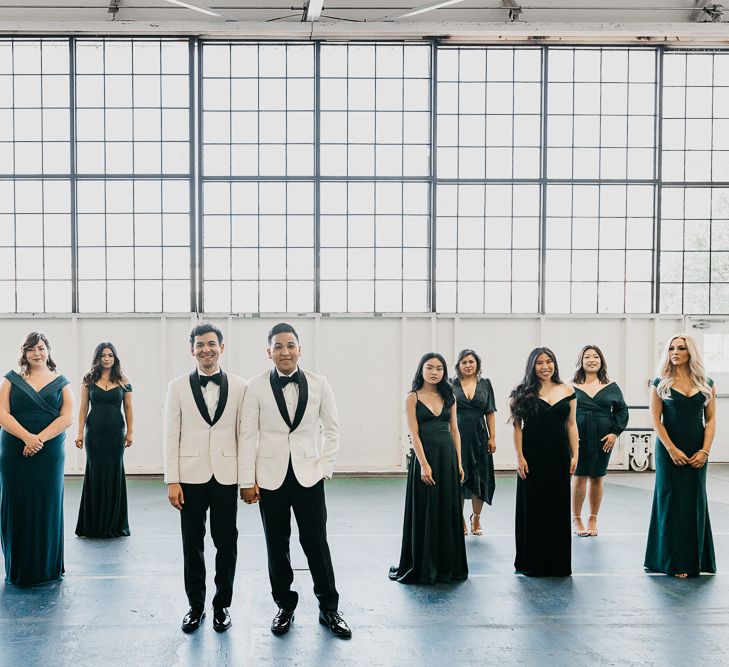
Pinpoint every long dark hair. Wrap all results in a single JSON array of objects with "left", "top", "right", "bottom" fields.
[
  {"left": 509, "top": 347, "right": 562, "bottom": 423},
  {"left": 453, "top": 348, "right": 482, "bottom": 382},
  {"left": 82, "top": 342, "right": 124, "bottom": 386},
  {"left": 572, "top": 344, "right": 610, "bottom": 384},
  {"left": 411, "top": 352, "right": 455, "bottom": 407},
  {"left": 18, "top": 332, "right": 57, "bottom": 376}
]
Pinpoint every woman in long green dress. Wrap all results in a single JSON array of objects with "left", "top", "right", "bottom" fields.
[
  {"left": 75, "top": 342, "right": 134, "bottom": 538},
  {"left": 452, "top": 349, "right": 497, "bottom": 536},
  {"left": 0, "top": 332, "right": 73, "bottom": 585},
  {"left": 571, "top": 345, "right": 629, "bottom": 537},
  {"left": 389, "top": 352, "right": 468, "bottom": 584},
  {"left": 645, "top": 334, "right": 716, "bottom": 578}
]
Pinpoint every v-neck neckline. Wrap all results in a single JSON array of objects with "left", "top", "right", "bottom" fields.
[
  {"left": 575, "top": 383, "right": 613, "bottom": 400},
  {"left": 460, "top": 379, "right": 478, "bottom": 402},
  {"left": 538, "top": 393, "right": 573, "bottom": 408},
  {"left": 671, "top": 387, "right": 701, "bottom": 398},
  {"left": 417, "top": 397, "right": 444, "bottom": 418},
  {"left": 94, "top": 383, "right": 120, "bottom": 392},
  {"left": 15, "top": 371, "right": 58, "bottom": 394}
]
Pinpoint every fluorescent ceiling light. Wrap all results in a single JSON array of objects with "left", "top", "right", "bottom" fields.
[
  {"left": 164, "top": 0, "right": 223, "bottom": 18},
  {"left": 387, "top": 0, "right": 468, "bottom": 20},
  {"left": 304, "top": 0, "right": 324, "bottom": 21}
]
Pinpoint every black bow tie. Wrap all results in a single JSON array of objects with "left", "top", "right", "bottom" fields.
[
  {"left": 279, "top": 371, "right": 300, "bottom": 387},
  {"left": 199, "top": 373, "right": 221, "bottom": 387}
]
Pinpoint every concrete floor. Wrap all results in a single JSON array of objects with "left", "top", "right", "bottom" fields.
[{"left": 2, "top": 468, "right": 729, "bottom": 667}]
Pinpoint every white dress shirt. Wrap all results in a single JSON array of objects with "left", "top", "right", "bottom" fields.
[
  {"left": 198, "top": 369, "right": 221, "bottom": 421},
  {"left": 277, "top": 368, "right": 300, "bottom": 422}
]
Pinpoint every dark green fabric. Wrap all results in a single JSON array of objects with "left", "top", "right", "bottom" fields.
[
  {"left": 574, "top": 383, "right": 629, "bottom": 478},
  {"left": 0, "top": 371, "right": 68, "bottom": 586},
  {"left": 390, "top": 399, "right": 468, "bottom": 584},
  {"left": 75, "top": 384, "right": 131, "bottom": 538},
  {"left": 452, "top": 377, "right": 496, "bottom": 504},
  {"left": 515, "top": 393, "right": 575, "bottom": 577},
  {"left": 644, "top": 378, "right": 716, "bottom": 576}
]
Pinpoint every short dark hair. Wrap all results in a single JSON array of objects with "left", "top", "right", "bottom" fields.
[
  {"left": 268, "top": 322, "right": 299, "bottom": 346},
  {"left": 190, "top": 322, "right": 223, "bottom": 347}
]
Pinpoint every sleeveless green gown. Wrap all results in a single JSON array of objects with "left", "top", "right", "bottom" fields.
[{"left": 644, "top": 378, "right": 716, "bottom": 576}]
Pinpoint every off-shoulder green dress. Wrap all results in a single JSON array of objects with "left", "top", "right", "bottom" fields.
[
  {"left": 0, "top": 371, "right": 69, "bottom": 585},
  {"left": 75, "top": 383, "right": 132, "bottom": 538}
]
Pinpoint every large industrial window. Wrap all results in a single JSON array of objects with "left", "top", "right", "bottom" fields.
[
  {"left": 318, "top": 43, "right": 431, "bottom": 312},
  {"left": 435, "top": 47, "right": 541, "bottom": 313},
  {"left": 660, "top": 52, "right": 729, "bottom": 314},
  {"left": 74, "top": 39, "right": 192, "bottom": 313},
  {"left": 0, "top": 39, "right": 728, "bottom": 316},
  {"left": 201, "top": 43, "right": 315, "bottom": 312},
  {"left": 0, "top": 40, "right": 72, "bottom": 313}
]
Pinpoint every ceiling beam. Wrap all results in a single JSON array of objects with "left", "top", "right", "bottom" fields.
[
  {"left": 0, "top": 21, "right": 728, "bottom": 44},
  {"left": 303, "top": 0, "right": 324, "bottom": 22}
]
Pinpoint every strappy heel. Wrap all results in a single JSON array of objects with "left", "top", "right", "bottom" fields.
[
  {"left": 587, "top": 514, "right": 598, "bottom": 536},
  {"left": 470, "top": 513, "right": 483, "bottom": 536}
]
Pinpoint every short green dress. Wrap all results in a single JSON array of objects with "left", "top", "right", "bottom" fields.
[
  {"left": 644, "top": 378, "right": 716, "bottom": 576},
  {"left": 574, "top": 383, "right": 629, "bottom": 478}
]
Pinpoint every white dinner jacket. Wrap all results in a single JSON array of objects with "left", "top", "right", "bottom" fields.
[
  {"left": 239, "top": 367, "right": 340, "bottom": 490},
  {"left": 163, "top": 369, "right": 247, "bottom": 485}
]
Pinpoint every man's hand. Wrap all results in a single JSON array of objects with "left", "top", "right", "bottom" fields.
[
  {"left": 167, "top": 483, "right": 184, "bottom": 510},
  {"left": 240, "top": 485, "right": 260, "bottom": 504}
]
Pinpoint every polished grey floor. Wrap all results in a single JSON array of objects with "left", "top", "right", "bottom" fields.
[{"left": 2, "top": 468, "right": 729, "bottom": 667}]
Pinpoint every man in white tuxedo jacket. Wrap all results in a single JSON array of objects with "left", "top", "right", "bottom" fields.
[
  {"left": 239, "top": 322, "right": 351, "bottom": 638},
  {"left": 163, "top": 322, "right": 247, "bottom": 634}
]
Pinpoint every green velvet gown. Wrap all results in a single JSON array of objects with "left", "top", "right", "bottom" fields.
[
  {"left": 0, "top": 371, "right": 69, "bottom": 585},
  {"left": 644, "top": 378, "right": 716, "bottom": 576},
  {"left": 75, "top": 383, "right": 132, "bottom": 538},
  {"left": 390, "top": 399, "right": 468, "bottom": 584}
]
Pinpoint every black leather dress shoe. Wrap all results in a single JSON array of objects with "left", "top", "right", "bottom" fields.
[
  {"left": 213, "top": 607, "right": 232, "bottom": 632},
  {"left": 271, "top": 607, "right": 295, "bottom": 635},
  {"left": 181, "top": 608, "right": 205, "bottom": 633},
  {"left": 318, "top": 610, "right": 352, "bottom": 638}
]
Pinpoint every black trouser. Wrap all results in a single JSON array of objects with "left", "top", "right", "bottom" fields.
[
  {"left": 259, "top": 462, "right": 339, "bottom": 612},
  {"left": 180, "top": 476, "right": 238, "bottom": 611}
]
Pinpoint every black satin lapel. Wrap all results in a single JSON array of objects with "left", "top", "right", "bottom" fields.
[
  {"left": 269, "top": 369, "right": 292, "bottom": 428},
  {"left": 211, "top": 370, "right": 229, "bottom": 426},
  {"left": 290, "top": 370, "right": 308, "bottom": 432},
  {"left": 6, "top": 371, "right": 59, "bottom": 417},
  {"left": 189, "top": 370, "right": 212, "bottom": 426}
]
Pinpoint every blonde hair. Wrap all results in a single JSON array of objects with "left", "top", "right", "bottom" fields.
[{"left": 655, "top": 334, "right": 713, "bottom": 405}]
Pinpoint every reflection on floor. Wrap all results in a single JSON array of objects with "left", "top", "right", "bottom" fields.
[{"left": 1, "top": 468, "right": 728, "bottom": 666}]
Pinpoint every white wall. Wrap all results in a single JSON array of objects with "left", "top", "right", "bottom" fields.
[{"left": 3, "top": 312, "right": 725, "bottom": 475}]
